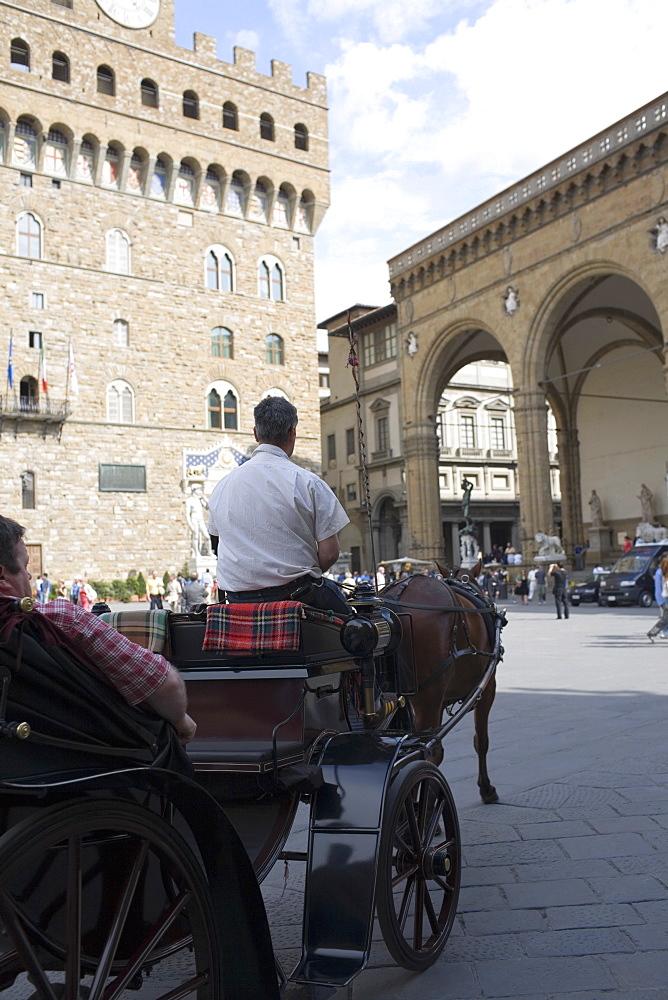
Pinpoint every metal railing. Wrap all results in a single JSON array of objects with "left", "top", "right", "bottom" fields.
[{"left": 0, "top": 394, "right": 71, "bottom": 419}]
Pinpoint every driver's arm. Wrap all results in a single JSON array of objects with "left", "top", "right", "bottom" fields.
[{"left": 317, "top": 534, "right": 340, "bottom": 572}]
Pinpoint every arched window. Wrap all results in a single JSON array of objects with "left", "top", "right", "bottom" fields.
[
  {"left": 223, "top": 102, "right": 238, "bottom": 130},
  {"left": 174, "top": 161, "right": 195, "bottom": 206},
  {"left": 0, "top": 120, "right": 5, "bottom": 164},
  {"left": 141, "top": 78, "right": 158, "bottom": 108},
  {"left": 97, "top": 65, "right": 115, "bottom": 96},
  {"left": 296, "top": 194, "right": 313, "bottom": 234},
  {"left": 21, "top": 471, "right": 35, "bottom": 509},
  {"left": 102, "top": 143, "right": 121, "bottom": 187},
  {"left": 17, "top": 212, "right": 41, "bottom": 259},
  {"left": 126, "top": 151, "right": 144, "bottom": 193},
  {"left": 201, "top": 168, "right": 221, "bottom": 211},
  {"left": 76, "top": 139, "right": 95, "bottom": 182},
  {"left": 273, "top": 186, "right": 291, "bottom": 228},
  {"left": 113, "top": 318, "right": 129, "bottom": 347},
  {"left": 151, "top": 156, "right": 167, "bottom": 198},
  {"left": 183, "top": 90, "right": 199, "bottom": 120},
  {"left": 225, "top": 173, "right": 245, "bottom": 217},
  {"left": 13, "top": 118, "right": 37, "bottom": 169},
  {"left": 211, "top": 327, "right": 233, "bottom": 358},
  {"left": 52, "top": 51, "right": 69, "bottom": 83},
  {"left": 265, "top": 334, "right": 284, "bottom": 365},
  {"left": 206, "top": 248, "right": 234, "bottom": 292},
  {"left": 271, "top": 263, "right": 284, "bottom": 301},
  {"left": 20, "top": 376, "right": 38, "bottom": 412},
  {"left": 10, "top": 39, "right": 29, "bottom": 71},
  {"left": 260, "top": 113, "right": 274, "bottom": 141},
  {"left": 106, "top": 229, "right": 130, "bottom": 274},
  {"left": 107, "top": 380, "right": 134, "bottom": 423},
  {"left": 206, "top": 381, "right": 238, "bottom": 430},
  {"left": 44, "top": 129, "right": 68, "bottom": 176},
  {"left": 294, "top": 123, "right": 308, "bottom": 151},
  {"left": 251, "top": 180, "right": 269, "bottom": 223},
  {"left": 258, "top": 257, "right": 285, "bottom": 301}
]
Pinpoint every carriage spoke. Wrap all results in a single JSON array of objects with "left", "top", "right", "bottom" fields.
[
  {"left": 413, "top": 878, "right": 425, "bottom": 949},
  {"left": 0, "top": 890, "right": 60, "bottom": 1000},
  {"left": 88, "top": 838, "right": 150, "bottom": 1000},
  {"left": 391, "top": 862, "right": 418, "bottom": 888},
  {"left": 101, "top": 890, "right": 193, "bottom": 1000},
  {"left": 397, "top": 874, "right": 416, "bottom": 932},
  {"left": 64, "top": 835, "right": 82, "bottom": 1000},
  {"left": 433, "top": 874, "right": 455, "bottom": 894},
  {"left": 424, "top": 792, "right": 444, "bottom": 845},
  {"left": 423, "top": 884, "right": 440, "bottom": 935},
  {"left": 405, "top": 800, "right": 421, "bottom": 851}
]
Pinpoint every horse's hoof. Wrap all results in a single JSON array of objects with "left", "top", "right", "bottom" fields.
[{"left": 481, "top": 787, "right": 499, "bottom": 804}]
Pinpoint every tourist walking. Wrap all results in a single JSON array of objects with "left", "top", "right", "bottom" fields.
[
  {"left": 147, "top": 570, "right": 165, "bottom": 610},
  {"left": 535, "top": 566, "right": 547, "bottom": 603},
  {"left": 165, "top": 573, "right": 182, "bottom": 613},
  {"left": 549, "top": 562, "right": 569, "bottom": 619},
  {"left": 647, "top": 556, "right": 668, "bottom": 642}
]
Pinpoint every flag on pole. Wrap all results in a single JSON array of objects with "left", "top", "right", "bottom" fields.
[
  {"left": 39, "top": 340, "right": 48, "bottom": 394},
  {"left": 7, "top": 335, "right": 13, "bottom": 389},
  {"left": 68, "top": 342, "right": 79, "bottom": 398}
]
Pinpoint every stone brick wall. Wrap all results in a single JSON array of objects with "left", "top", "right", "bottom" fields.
[{"left": 0, "top": 0, "right": 329, "bottom": 581}]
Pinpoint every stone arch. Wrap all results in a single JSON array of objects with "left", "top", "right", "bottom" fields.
[
  {"left": 525, "top": 260, "right": 666, "bottom": 555},
  {"left": 373, "top": 493, "right": 403, "bottom": 563}
]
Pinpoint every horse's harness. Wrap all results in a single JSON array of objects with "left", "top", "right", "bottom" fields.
[{"left": 381, "top": 575, "right": 507, "bottom": 694}]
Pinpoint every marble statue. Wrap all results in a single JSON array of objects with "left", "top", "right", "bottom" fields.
[
  {"left": 588, "top": 489, "right": 603, "bottom": 527},
  {"left": 460, "top": 533, "right": 477, "bottom": 563},
  {"left": 638, "top": 483, "right": 653, "bottom": 524},
  {"left": 635, "top": 522, "right": 668, "bottom": 543},
  {"left": 655, "top": 217, "right": 668, "bottom": 253},
  {"left": 503, "top": 286, "right": 520, "bottom": 315},
  {"left": 406, "top": 332, "right": 419, "bottom": 357},
  {"left": 185, "top": 483, "right": 212, "bottom": 557},
  {"left": 534, "top": 531, "right": 565, "bottom": 559}
]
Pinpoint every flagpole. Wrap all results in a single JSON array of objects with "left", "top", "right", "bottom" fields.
[{"left": 65, "top": 339, "right": 71, "bottom": 401}]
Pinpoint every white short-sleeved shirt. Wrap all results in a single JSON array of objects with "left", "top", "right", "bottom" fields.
[{"left": 207, "top": 443, "right": 350, "bottom": 591}]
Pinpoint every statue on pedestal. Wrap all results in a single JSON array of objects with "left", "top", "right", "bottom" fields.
[
  {"left": 185, "top": 483, "right": 212, "bottom": 558},
  {"left": 588, "top": 489, "right": 604, "bottom": 527},
  {"left": 534, "top": 531, "right": 565, "bottom": 561},
  {"left": 459, "top": 478, "right": 479, "bottom": 566},
  {"left": 638, "top": 483, "right": 653, "bottom": 524}
]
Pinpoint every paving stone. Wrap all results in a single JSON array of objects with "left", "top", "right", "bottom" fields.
[
  {"left": 463, "top": 804, "right": 562, "bottom": 825},
  {"left": 585, "top": 874, "right": 668, "bottom": 903},
  {"left": 625, "top": 923, "right": 668, "bottom": 951},
  {"left": 502, "top": 878, "right": 598, "bottom": 909},
  {"left": 435, "top": 932, "right": 525, "bottom": 963},
  {"left": 515, "top": 820, "right": 593, "bottom": 840},
  {"left": 503, "top": 783, "right": 576, "bottom": 810},
  {"left": 634, "top": 898, "right": 668, "bottom": 922},
  {"left": 474, "top": 955, "right": 615, "bottom": 996},
  {"left": 546, "top": 902, "right": 645, "bottom": 930},
  {"left": 459, "top": 819, "right": 521, "bottom": 845},
  {"left": 511, "top": 858, "right": 618, "bottom": 882},
  {"left": 461, "top": 865, "right": 515, "bottom": 887},
  {"left": 353, "top": 961, "right": 481, "bottom": 999},
  {"left": 464, "top": 839, "right": 566, "bottom": 867},
  {"left": 587, "top": 815, "right": 664, "bottom": 835},
  {"left": 556, "top": 805, "right": 623, "bottom": 821},
  {"left": 458, "top": 884, "right": 508, "bottom": 912},
  {"left": 561, "top": 770, "right": 658, "bottom": 789},
  {"left": 462, "top": 908, "right": 547, "bottom": 936},
  {"left": 612, "top": 854, "right": 668, "bottom": 876},
  {"left": 549, "top": 993, "right": 667, "bottom": 1000},
  {"left": 602, "top": 952, "right": 668, "bottom": 989},
  {"left": 616, "top": 787, "right": 668, "bottom": 805},
  {"left": 557, "top": 833, "right": 654, "bottom": 860},
  {"left": 521, "top": 926, "right": 634, "bottom": 957}
]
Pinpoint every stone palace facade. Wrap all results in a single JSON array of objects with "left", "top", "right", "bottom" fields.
[{"left": 0, "top": 0, "right": 329, "bottom": 580}]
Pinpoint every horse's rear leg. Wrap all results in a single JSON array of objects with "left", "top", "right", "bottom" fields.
[{"left": 474, "top": 677, "right": 498, "bottom": 803}]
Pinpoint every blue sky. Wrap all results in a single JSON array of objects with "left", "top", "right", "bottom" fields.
[{"left": 174, "top": 0, "right": 668, "bottom": 320}]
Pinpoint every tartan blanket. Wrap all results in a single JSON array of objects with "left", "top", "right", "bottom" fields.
[
  {"left": 203, "top": 601, "right": 303, "bottom": 652},
  {"left": 99, "top": 610, "right": 171, "bottom": 655}
]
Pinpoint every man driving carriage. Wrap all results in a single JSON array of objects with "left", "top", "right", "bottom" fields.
[
  {"left": 207, "top": 396, "right": 350, "bottom": 615},
  {"left": 0, "top": 515, "right": 196, "bottom": 744}
]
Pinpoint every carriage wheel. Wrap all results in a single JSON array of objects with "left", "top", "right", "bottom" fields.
[
  {"left": 376, "top": 760, "right": 461, "bottom": 971},
  {"left": 0, "top": 798, "right": 221, "bottom": 998}
]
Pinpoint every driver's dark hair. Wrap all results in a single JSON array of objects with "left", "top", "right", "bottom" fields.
[
  {"left": 254, "top": 396, "right": 298, "bottom": 445},
  {"left": 0, "top": 516, "right": 25, "bottom": 573}
]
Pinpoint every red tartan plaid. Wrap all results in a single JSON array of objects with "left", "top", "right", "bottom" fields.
[{"left": 203, "top": 601, "right": 303, "bottom": 652}]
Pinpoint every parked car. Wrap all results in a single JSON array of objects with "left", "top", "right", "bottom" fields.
[
  {"left": 569, "top": 575, "right": 606, "bottom": 606},
  {"left": 598, "top": 543, "right": 668, "bottom": 607}
]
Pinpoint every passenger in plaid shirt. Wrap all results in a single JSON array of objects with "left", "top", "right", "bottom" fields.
[{"left": 0, "top": 516, "right": 196, "bottom": 744}]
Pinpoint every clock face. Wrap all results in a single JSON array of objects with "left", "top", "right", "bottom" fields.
[{"left": 96, "top": 0, "right": 160, "bottom": 29}]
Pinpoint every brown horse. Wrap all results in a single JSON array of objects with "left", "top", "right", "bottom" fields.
[{"left": 381, "top": 566, "right": 504, "bottom": 804}]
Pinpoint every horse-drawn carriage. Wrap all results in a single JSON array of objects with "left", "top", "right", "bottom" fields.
[{"left": 0, "top": 573, "right": 504, "bottom": 997}]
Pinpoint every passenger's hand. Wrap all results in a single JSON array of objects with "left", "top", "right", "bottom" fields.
[{"left": 174, "top": 713, "right": 197, "bottom": 744}]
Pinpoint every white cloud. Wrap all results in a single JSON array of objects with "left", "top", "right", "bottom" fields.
[
  {"left": 232, "top": 28, "right": 261, "bottom": 52},
  {"left": 313, "top": 0, "right": 668, "bottom": 315}
]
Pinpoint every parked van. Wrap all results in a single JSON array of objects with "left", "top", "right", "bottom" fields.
[{"left": 598, "top": 543, "right": 668, "bottom": 607}]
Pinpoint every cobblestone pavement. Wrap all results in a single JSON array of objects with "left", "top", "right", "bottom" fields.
[{"left": 273, "top": 601, "right": 668, "bottom": 999}]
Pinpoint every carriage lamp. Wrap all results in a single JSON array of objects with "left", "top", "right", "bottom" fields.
[{"left": 341, "top": 582, "right": 403, "bottom": 657}]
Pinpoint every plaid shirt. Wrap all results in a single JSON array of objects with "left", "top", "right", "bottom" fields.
[{"left": 36, "top": 599, "right": 170, "bottom": 706}]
